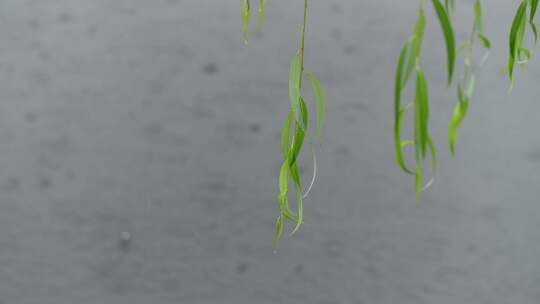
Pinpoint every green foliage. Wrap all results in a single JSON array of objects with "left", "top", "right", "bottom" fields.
[
  {"left": 239, "top": 0, "right": 540, "bottom": 246},
  {"left": 394, "top": 3, "right": 438, "bottom": 200},
  {"left": 432, "top": 0, "right": 456, "bottom": 85},
  {"left": 448, "top": 0, "right": 490, "bottom": 156},
  {"left": 241, "top": 0, "right": 326, "bottom": 248},
  {"left": 508, "top": 0, "right": 539, "bottom": 83},
  {"left": 241, "top": 0, "right": 266, "bottom": 44}
]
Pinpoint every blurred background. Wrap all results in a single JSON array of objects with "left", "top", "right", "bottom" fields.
[{"left": 1, "top": 0, "right": 540, "bottom": 303}]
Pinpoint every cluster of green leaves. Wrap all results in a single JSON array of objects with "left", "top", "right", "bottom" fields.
[
  {"left": 241, "top": 0, "right": 326, "bottom": 248},
  {"left": 448, "top": 0, "right": 490, "bottom": 156},
  {"left": 241, "top": 0, "right": 266, "bottom": 44},
  {"left": 394, "top": 0, "right": 455, "bottom": 200},
  {"left": 508, "top": 0, "right": 539, "bottom": 83},
  {"left": 238, "top": 0, "right": 540, "bottom": 246},
  {"left": 275, "top": 52, "right": 326, "bottom": 248}
]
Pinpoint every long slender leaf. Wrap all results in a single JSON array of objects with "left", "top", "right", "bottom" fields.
[
  {"left": 306, "top": 72, "right": 326, "bottom": 139},
  {"left": 432, "top": 0, "right": 456, "bottom": 85},
  {"left": 273, "top": 215, "right": 283, "bottom": 251},
  {"left": 281, "top": 111, "right": 293, "bottom": 159},
  {"left": 508, "top": 1, "right": 528, "bottom": 80},
  {"left": 415, "top": 66, "right": 430, "bottom": 159},
  {"left": 241, "top": 0, "right": 251, "bottom": 44},
  {"left": 448, "top": 83, "right": 470, "bottom": 156},
  {"left": 289, "top": 51, "right": 303, "bottom": 125},
  {"left": 255, "top": 0, "right": 266, "bottom": 33}
]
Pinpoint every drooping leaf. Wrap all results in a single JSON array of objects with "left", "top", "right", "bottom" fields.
[
  {"left": 241, "top": 0, "right": 251, "bottom": 44},
  {"left": 289, "top": 163, "right": 303, "bottom": 235},
  {"left": 415, "top": 66, "right": 430, "bottom": 159},
  {"left": 508, "top": 1, "right": 528, "bottom": 80},
  {"left": 474, "top": 0, "right": 484, "bottom": 34},
  {"left": 289, "top": 97, "right": 308, "bottom": 166},
  {"left": 281, "top": 111, "right": 293, "bottom": 159},
  {"left": 415, "top": 163, "right": 423, "bottom": 202},
  {"left": 289, "top": 51, "right": 303, "bottom": 125},
  {"left": 394, "top": 37, "right": 417, "bottom": 175},
  {"left": 255, "top": 0, "right": 266, "bottom": 33},
  {"left": 306, "top": 72, "right": 326, "bottom": 140},
  {"left": 448, "top": 83, "right": 470, "bottom": 156},
  {"left": 273, "top": 215, "right": 283, "bottom": 251},
  {"left": 412, "top": 10, "right": 427, "bottom": 59},
  {"left": 432, "top": 0, "right": 456, "bottom": 85},
  {"left": 479, "top": 34, "right": 491, "bottom": 49},
  {"left": 531, "top": 0, "right": 539, "bottom": 21}
]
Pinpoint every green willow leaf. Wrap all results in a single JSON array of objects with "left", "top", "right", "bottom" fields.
[
  {"left": 289, "top": 51, "right": 303, "bottom": 125},
  {"left": 519, "top": 47, "right": 532, "bottom": 63},
  {"left": 396, "top": 106, "right": 415, "bottom": 174},
  {"left": 508, "top": 1, "right": 528, "bottom": 80},
  {"left": 306, "top": 72, "right": 326, "bottom": 139},
  {"left": 281, "top": 111, "right": 293, "bottom": 159},
  {"left": 474, "top": 0, "right": 490, "bottom": 49},
  {"left": 394, "top": 38, "right": 416, "bottom": 175},
  {"left": 289, "top": 163, "right": 303, "bottom": 235},
  {"left": 448, "top": 83, "right": 470, "bottom": 156},
  {"left": 415, "top": 163, "right": 422, "bottom": 202},
  {"left": 445, "top": 0, "right": 455, "bottom": 14},
  {"left": 241, "top": 0, "right": 251, "bottom": 44},
  {"left": 278, "top": 161, "right": 289, "bottom": 205},
  {"left": 415, "top": 66, "right": 430, "bottom": 159},
  {"left": 255, "top": 0, "right": 266, "bottom": 33},
  {"left": 412, "top": 10, "right": 427, "bottom": 59},
  {"left": 531, "top": 0, "right": 539, "bottom": 21},
  {"left": 432, "top": 0, "right": 456, "bottom": 85},
  {"left": 530, "top": 0, "right": 539, "bottom": 43},
  {"left": 278, "top": 160, "right": 297, "bottom": 222},
  {"left": 530, "top": 21, "right": 539, "bottom": 44},
  {"left": 273, "top": 215, "right": 283, "bottom": 251},
  {"left": 289, "top": 97, "right": 308, "bottom": 166},
  {"left": 474, "top": 0, "right": 484, "bottom": 34},
  {"left": 479, "top": 35, "right": 491, "bottom": 49}
]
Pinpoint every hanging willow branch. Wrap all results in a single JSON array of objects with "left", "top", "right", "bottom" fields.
[
  {"left": 241, "top": 0, "right": 326, "bottom": 249},
  {"left": 240, "top": 0, "right": 540, "bottom": 246},
  {"left": 508, "top": 0, "right": 539, "bottom": 85},
  {"left": 448, "top": 0, "right": 490, "bottom": 156},
  {"left": 394, "top": 0, "right": 455, "bottom": 200}
]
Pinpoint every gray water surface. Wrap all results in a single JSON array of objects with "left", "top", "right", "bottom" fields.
[{"left": 0, "top": 0, "right": 539, "bottom": 303}]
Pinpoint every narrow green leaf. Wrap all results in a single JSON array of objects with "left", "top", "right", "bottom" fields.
[
  {"left": 289, "top": 97, "right": 308, "bottom": 166},
  {"left": 415, "top": 66, "right": 430, "bottom": 159},
  {"left": 289, "top": 51, "right": 302, "bottom": 125},
  {"left": 255, "top": 0, "right": 266, "bottom": 33},
  {"left": 281, "top": 111, "right": 293, "bottom": 159},
  {"left": 412, "top": 11, "right": 427, "bottom": 59},
  {"left": 474, "top": 0, "right": 484, "bottom": 34},
  {"left": 478, "top": 34, "right": 491, "bottom": 49},
  {"left": 445, "top": 0, "right": 455, "bottom": 14},
  {"left": 518, "top": 47, "right": 532, "bottom": 63},
  {"left": 241, "top": 0, "right": 251, "bottom": 44},
  {"left": 306, "top": 72, "right": 326, "bottom": 140},
  {"left": 394, "top": 38, "right": 416, "bottom": 175},
  {"left": 448, "top": 83, "right": 470, "bottom": 156},
  {"left": 508, "top": 1, "right": 528, "bottom": 80},
  {"left": 273, "top": 215, "right": 283, "bottom": 251},
  {"left": 531, "top": 0, "right": 539, "bottom": 21},
  {"left": 278, "top": 161, "right": 289, "bottom": 201},
  {"left": 530, "top": 21, "right": 538, "bottom": 44},
  {"left": 432, "top": 0, "right": 456, "bottom": 85},
  {"left": 415, "top": 164, "right": 422, "bottom": 202},
  {"left": 289, "top": 163, "right": 303, "bottom": 235}
]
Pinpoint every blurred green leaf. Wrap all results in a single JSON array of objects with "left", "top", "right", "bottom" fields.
[
  {"left": 306, "top": 72, "right": 326, "bottom": 140},
  {"left": 432, "top": 0, "right": 456, "bottom": 85}
]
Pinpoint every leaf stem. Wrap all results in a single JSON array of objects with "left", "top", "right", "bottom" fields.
[{"left": 299, "top": 0, "right": 308, "bottom": 90}]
